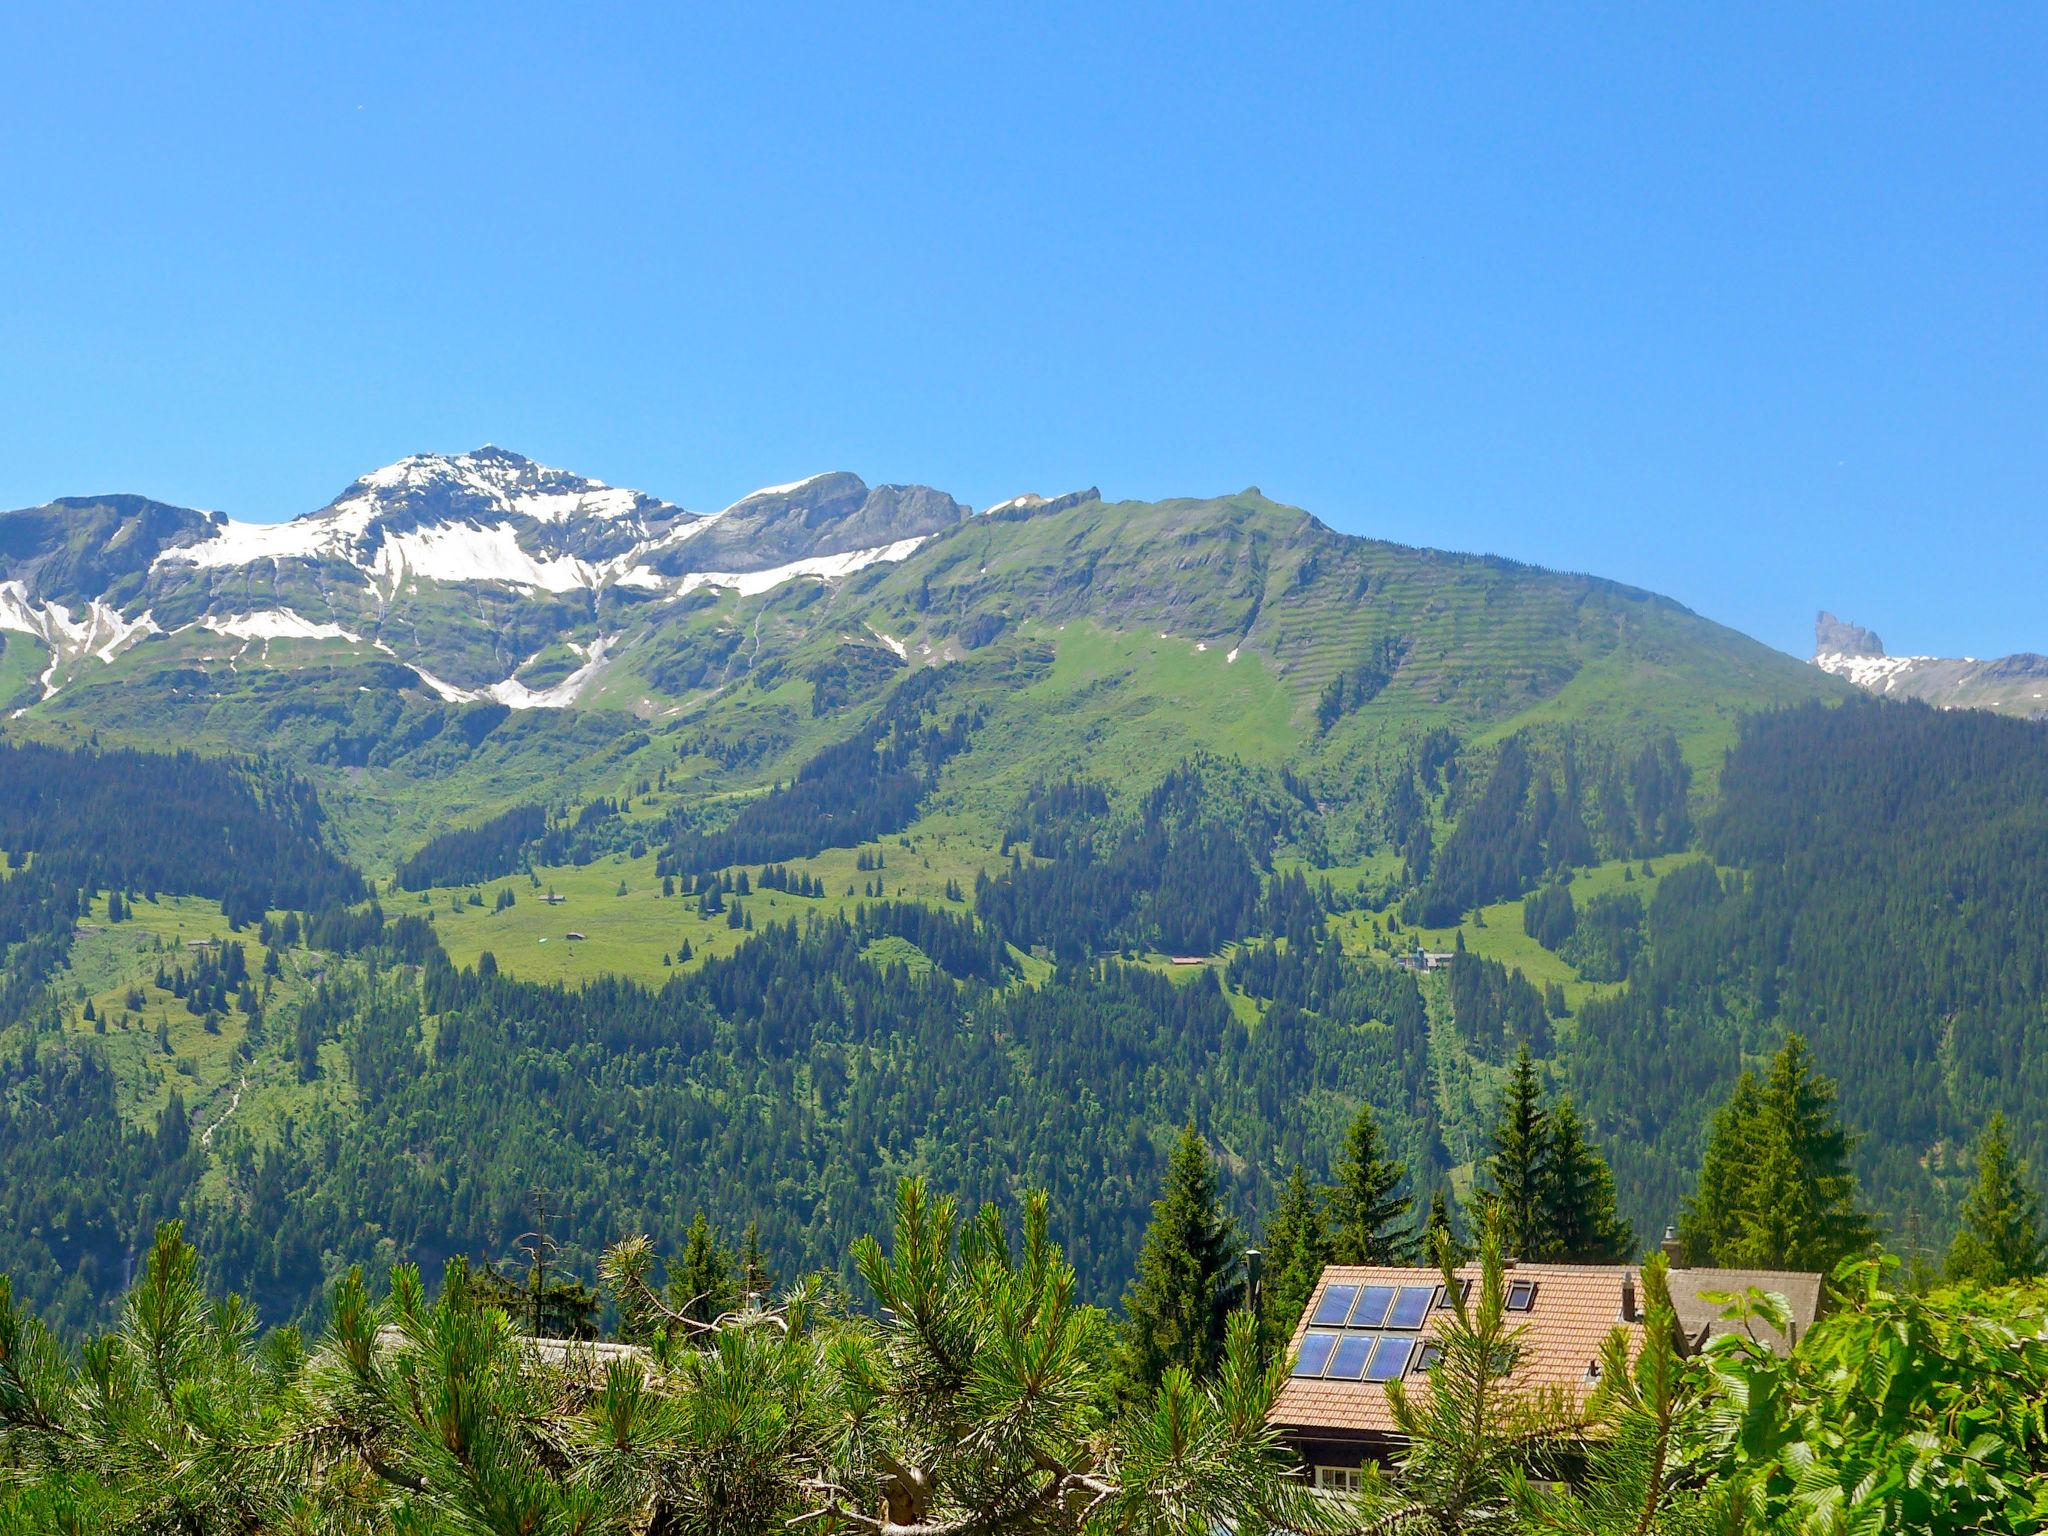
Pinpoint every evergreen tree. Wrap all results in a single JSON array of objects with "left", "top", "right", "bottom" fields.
[
  {"left": 1681, "top": 1035, "right": 1875, "bottom": 1271},
  {"left": 1486, "top": 1045, "right": 1548, "bottom": 1258},
  {"left": 1257, "top": 1164, "right": 1330, "bottom": 1356},
  {"left": 1422, "top": 1186, "right": 1464, "bottom": 1264},
  {"left": 739, "top": 1216, "right": 777, "bottom": 1302},
  {"left": 1122, "top": 1123, "right": 1238, "bottom": 1391},
  {"left": 1329, "top": 1100, "right": 1414, "bottom": 1263},
  {"left": 1679, "top": 1070, "right": 1763, "bottom": 1266},
  {"left": 1945, "top": 1113, "right": 2046, "bottom": 1286},
  {"left": 1540, "top": 1098, "right": 1634, "bottom": 1262},
  {"left": 670, "top": 1211, "right": 737, "bottom": 1324}
]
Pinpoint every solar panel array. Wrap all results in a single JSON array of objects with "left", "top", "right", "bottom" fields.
[{"left": 1290, "top": 1282, "right": 1445, "bottom": 1383}]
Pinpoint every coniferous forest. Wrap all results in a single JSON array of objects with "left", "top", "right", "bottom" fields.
[{"left": 4, "top": 652, "right": 2048, "bottom": 1531}]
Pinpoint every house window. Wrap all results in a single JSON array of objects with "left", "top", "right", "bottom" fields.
[
  {"left": 1506, "top": 1279, "right": 1537, "bottom": 1312},
  {"left": 1314, "top": 1465, "right": 1363, "bottom": 1495}
]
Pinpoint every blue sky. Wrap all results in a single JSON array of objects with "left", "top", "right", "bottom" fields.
[{"left": 1, "top": 3, "right": 2040, "bottom": 659}]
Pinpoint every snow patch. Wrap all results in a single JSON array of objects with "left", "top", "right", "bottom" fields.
[
  {"left": 721, "top": 474, "right": 827, "bottom": 512},
  {"left": 869, "top": 627, "right": 908, "bottom": 659},
  {"left": 487, "top": 636, "right": 613, "bottom": 709},
  {"left": 677, "top": 536, "right": 929, "bottom": 597},
  {"left": 200, "top": 610, "right": 363, "bottom": 644},
  {"left": 0, "top": 582, "right": 160, "bottom": 697},
  {"left": 372, "top": 522, "right": 596, "bottom": 594},
  {"left": 1815, "top": 651, "right": 1932, "bottom": 693},
  {"left": 1226, "top": 647, "right": 1240, "bottom": 664}
]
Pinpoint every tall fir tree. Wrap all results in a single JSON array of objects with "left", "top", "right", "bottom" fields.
[
  {"left": 1541, "top": 1097, "right": 1635, "bottom": 1262},
  {"left": 1122, "top": 1123, "right": 1239, "bottom": 1391},
  {"left": 1946, "top": 1113, "right": 2046, "bottom": 1286},
  {"left": 671, "top": 1211, "right": 737, "bottom": 1324},
  {"left": 1258, "top": 1164, "right": 1330, "bottom": 1356},
  {"left": 1679, "top": 1071, "right": 1763, "bottom": 1266},
  {"left": 1680, "top": 1035, "right": 1875, "bottom": 1271},
  {"left": 738, "top": 1217, "right": 777, "bottom": 1302},
  {"left": 1329, "top": 1101, "right": 1414, "bottom": 1263},
  {"left": 1486, "top": 1044, "right": 1548, "bottom": 1258},
  {"left": 1421, "top": 1186, "right": 1464, "bottom": 1264}
]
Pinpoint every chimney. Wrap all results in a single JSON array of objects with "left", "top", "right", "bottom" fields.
[
  {"left": 1660, "top": 1224, "right": 1684, "bottom": 1267},
  {"left": 1620, "top": 1271, "right": 1637, "bottom": 1323}
]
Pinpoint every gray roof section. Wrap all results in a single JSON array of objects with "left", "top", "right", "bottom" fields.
[{"left": 1665, "top": 1267, "right": 1823, "bottom": 1356}]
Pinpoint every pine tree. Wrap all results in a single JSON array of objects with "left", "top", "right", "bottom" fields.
[
  {"left": 1541, "top": 1098, "right": 1634, "bottom": 1262},
  {"left": 1329, "top": 1101, "right": 1414, "bottom": 1263},
  {"left": 1486, "top": 1044, "right": 1548, "bottom": 1258},
  {"left": 1946, "top": 1113, "right": 2046, "bottom": 1285},
  {"left": 1122, "top": 1123, "right": 1238, "bottom": 1391},
  {"left": 1258, "top": 1164, "right": 1330, "bottom": 1356}
]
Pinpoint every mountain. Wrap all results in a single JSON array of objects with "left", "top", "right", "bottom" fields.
[
  {"left": 39, "top": 449, "right": 2048, "bottom": 1342},
  {"left": 1813, "top": 609, "right": 2048, "bottom": 718},
  {"left": 0, "top": 448, "right": 968, "bottom": 710}
]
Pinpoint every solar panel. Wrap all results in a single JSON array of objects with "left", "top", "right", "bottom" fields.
[
  {"left": 1366, "top": 1336, "right": 1415, "bottom": 1381},
  {"left": 1312, "top": 1285, "right": 1360, "bottom": 1327},
  {"left": 1348, "top": 1285, "right": 1395, "bottom": 1328},
  {"left": 1326, "top": 1333, "right": 1375, "bottom": 1379},
  {"left": 1293, "top": 1330, "right": 1340, "bottom": 1377},
  {"left": 1386, "top": 1285, "right": 1432, "bottom": 1329}
]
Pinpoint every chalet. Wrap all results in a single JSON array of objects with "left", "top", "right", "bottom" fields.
[
  {"left": 1396, "top": 950, "right": 1456, "bottom": 973},
  {"left": 1169, "top": 955, "right": 1209, "bottom": 967},
  {"left": 1268, "top": 1248, "right": 1820, "bottom": 1491}
]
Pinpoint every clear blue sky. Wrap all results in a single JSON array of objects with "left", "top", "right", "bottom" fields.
[{"left": 2, "top": 4, "right": 2041, "bottom": 659}]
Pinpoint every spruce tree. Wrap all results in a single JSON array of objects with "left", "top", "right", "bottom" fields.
[
  {"left": 1680, "top": 1035, "right": 1875, "bottom": 1271},
  {"left": 1122, "top": 1123, "right": 1238, "bottom": 1390},
  {"left": 739, "top": 1217, "right": 777, "bottom": 1302},
  {"left": 671, "top": 1211, "right": 737, "bottom": 1324},
  {"left": 1486, "top": 1044, "right": 1548, "bottom": 1258},
  {"left": 1679, "top": 1069, "right": 1761, "bottom": 1266},
  {"left": 1258, "top": 1164, "right": 1330, "bottom": 1355},
  {"left": 1946, "top": 1113, "right": 2046, "bottom": 1285},
  {"left": 1541, "top": 1097, "right": 1635, "bottom": 1262},
  {"left": 1422, "top": 1186, "right": 1464, "bottom": 1264},
  {"left": 1329, "top": 1100, "right": 1414, "bottom": 1264}
]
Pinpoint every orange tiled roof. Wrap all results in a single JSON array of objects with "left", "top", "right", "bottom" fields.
[{"left": 1268, "top": 1263, "right": 1647, "bottom": 1438}]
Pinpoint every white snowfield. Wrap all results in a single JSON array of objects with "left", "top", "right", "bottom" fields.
[
  {"left": 0, "top": 580, "right": 161, "bottom": 700},
  {"left": 407, "top": 637, "right": 615, "bottom": 710},
  {"left": 199, "top": 610, "right": 364, "bottom": 644},
  {"left": 677, "top": 536, "right": 929, "bottom": 597},
  {"left": 1814, "top": 651, "right": 1933, "bottom": 692},
  {"left": 720, "top": 474, "right": 828, "bottom": 513}
]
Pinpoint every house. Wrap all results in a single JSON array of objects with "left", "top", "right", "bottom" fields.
[
  {"left": 565, "top": 931, "right": 588, "bottom": 942},
  {"left": 1268, "top": 1250, "right": 1821, "bottom": 1490},
  {"left": 1396, "top": 950, "right": 1456, "bottom": 973}
]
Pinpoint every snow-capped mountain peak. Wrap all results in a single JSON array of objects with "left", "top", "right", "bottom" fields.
[{"left": 330, "top": 446, "right": 686, "bottom": 527}]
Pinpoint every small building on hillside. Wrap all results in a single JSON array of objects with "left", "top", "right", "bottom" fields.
[
  {"left": 1396, "top": 950, "right": 1457, "bottom": 973},
  {"left": 1268, "top": 1253, "right": 1821, "bottom": 1490}
]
